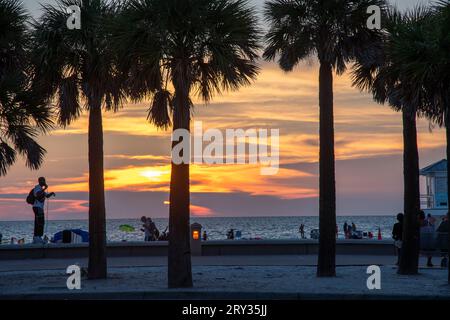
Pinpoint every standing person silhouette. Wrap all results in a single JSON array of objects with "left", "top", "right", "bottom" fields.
[
  {"left": 32, "top": 177, "right": 55, "bottom": 243},
  {"left": 392, "top": 213, "right": 404, "bottom": 265}
]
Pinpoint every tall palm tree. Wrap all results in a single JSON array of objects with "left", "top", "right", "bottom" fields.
[
  {"left": 112, "top": 0, "right": 260, "bottom": 288},
  {"left": 263, "top": 0, "right": 385, "bottom": 276},
  {"left": 351, "top": 7, "right": 435, "bottom": 274},
  {"left": 31, "top": 0, "right": 126, "bottom": 279},
  {"left": 426, "top": 0, "right": 450, "bottom": 284},
  {"left": 393, "top": 1, "right": 450, "bottom": 281},
  {"left": 0, "top": 0, "right": 52, "bottom": 176}
]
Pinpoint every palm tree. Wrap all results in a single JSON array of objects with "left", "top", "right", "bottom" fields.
[
  {"left": 426, "top": 0, "right": 450, "bottom": 284},
  {"left": 351, "top": 7, "right": 435, "bottom": 274},
  {"left": 31, "top": 0, "right": 126, "bottom": 279},
  {"left": 263, "top": 0, "right": 386, "bottom": 276},
  {"left": 391, "top": 1, "right": 450, "bottom": 281},
  {"left": 0, "top": 0, "right": 52, "bottom": 176},
  {"left": 112, "top": 0, "right": 260, "bottom": 287}
]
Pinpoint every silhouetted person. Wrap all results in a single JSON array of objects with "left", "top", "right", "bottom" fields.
[
  {"left": 32, "top": 177, "right": 55, "bottom": 243},
  {"left": 436, "top": 212, "right": 449, "bottom": 268},
  {"left": 299, "top": 224, "right": 305, "bottom": 239},
  {"left": 343, "top": 222, "right": 348, "bottom": 239},
  {"left": 418, "top": 210, "right": 434, "bottom": 267},
  {"left": 141, "top": 216, "right": 152, "bottom": 241},
  {"left": 392, "top": 213, "right": 404, "bottom": 265},
  {"left": 148, "top": 218, "right": 159, "bottom": 241},
  {"left": 427, "top": 213, "right": 436, "bottom": 226},
  {"left": 202, "top": 231, "right": 208, "bottom": 241}
]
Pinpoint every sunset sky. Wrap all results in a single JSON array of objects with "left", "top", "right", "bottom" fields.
[{"left": 0, "top": 0, "right": 445, "bottom": 220}]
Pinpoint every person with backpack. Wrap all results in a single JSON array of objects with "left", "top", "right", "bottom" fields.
[{"left": 27, "top": 177, "right": 55, "bottom": 244}]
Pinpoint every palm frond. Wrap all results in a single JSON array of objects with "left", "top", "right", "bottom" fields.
[
  {"left": 0, "top": 140, "right": 16, "bottom": 176},
  {"left": 58, "top": 75, "right": 80, "bottom": 126},
  {"left": 147, "top": 89, "right": 173, "bottom": 130},
  {"left": 0, "top": 0, "right": 52, "bottom": 175}
]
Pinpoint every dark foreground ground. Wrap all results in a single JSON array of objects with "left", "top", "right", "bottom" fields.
[{"left": 0, "top": 255, "right": 449, "bottom": 299}]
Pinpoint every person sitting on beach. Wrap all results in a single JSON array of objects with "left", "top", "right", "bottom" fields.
[
  {"left": 392, "top": 213, "right": 404, "bottom": 265},
  {"left": 31, "top": 177, "right": 55, "bottom": 244},
  {"left": 148, "top": 218, "right": 159, "bottom": 241},
  {"left": 140, "top": 216, "right": 152, "bottom": 241},
  {"left": 436, "top": 212, "right": 449, "bottom": 268}
]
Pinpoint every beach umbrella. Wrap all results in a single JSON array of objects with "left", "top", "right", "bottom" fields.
[{"left": 119, "top": 224, "right": 135, "bottom": 233}]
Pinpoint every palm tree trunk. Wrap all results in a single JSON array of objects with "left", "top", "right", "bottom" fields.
[
  {"left": 317, "top": 61, "right": 336, "bottom": 277},
  {"left": 398, "top": 109, "right": 420, "bottom": 275},
  {"left": 168, "top": 87, "right": 193, "bottom": 288},
  {"left": 87, "top": 99, "right": 107, "bottom": 279},
  {"left": 446, "top": 110, "right": 450, "bottom": 284}
]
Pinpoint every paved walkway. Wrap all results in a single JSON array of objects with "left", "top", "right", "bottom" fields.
[
  {"left": 0, "top": 254, "right": 398, "bottom": 272},
  {"left": 1, "top": 255, "right": 449, "bottom": 299}
]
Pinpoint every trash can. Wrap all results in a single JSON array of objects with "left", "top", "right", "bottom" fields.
[{"left": 190, "top": 222, "right": 202, "bottom": 256}]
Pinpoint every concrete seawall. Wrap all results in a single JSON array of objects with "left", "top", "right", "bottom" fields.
[{"left": 0, "top": 239, "right": 397, "bottom": 260}]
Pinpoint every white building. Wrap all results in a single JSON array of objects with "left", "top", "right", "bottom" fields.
[{"left": 420, "top": 159, "right": 448, "bottom": 215}]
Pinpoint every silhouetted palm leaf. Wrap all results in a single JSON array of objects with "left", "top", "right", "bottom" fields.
[
  {"left": 147, "top": 89, "right": 173, "bottom": 129},
  {"left": 0, "top": 0, "right": 52, "bottom": 176}
]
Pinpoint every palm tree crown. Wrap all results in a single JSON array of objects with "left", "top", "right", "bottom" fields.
[
  {"left": 113, "top": 0, "right": 260, "bottom": 128},
  {"left": 31, "top": 0, "right": 126, "bottom": 123},
  {"left": 0, "top": 0, "right": 52, "bottom": 176},
  {"left": 263, "top": 0, "right": 386, "bottom": 72},
  {"left": 351, "top": 7, "right": 435, "bottom": 115}
]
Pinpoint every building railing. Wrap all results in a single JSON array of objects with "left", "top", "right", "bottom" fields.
[{"left": 420, "top": 194, "right": 435, "bottom": 209}]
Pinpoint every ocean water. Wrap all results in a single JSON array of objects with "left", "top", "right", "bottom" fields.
[{"left": 0, "top": 216, "right": 397, "bottom": 244}]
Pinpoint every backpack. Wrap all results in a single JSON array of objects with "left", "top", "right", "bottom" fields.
[{"left": 26, "top": 189, "right": 35, "bottom": 205}]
